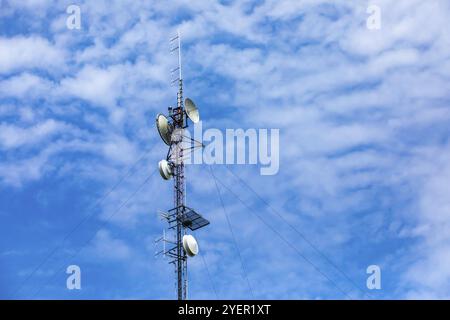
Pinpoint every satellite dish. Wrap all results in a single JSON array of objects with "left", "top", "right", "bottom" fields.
[
  {"left": 182, "top": 234, "right": 199, "bottom": 257},
  {"left": 156, "top": 114, "right": 172, "bottom": 145},
  {"left": 158, "top": 160, "right": 173, "bottom": 180},
  {"left": 185, "top": 98, "right": 200, "bottom": 123}
]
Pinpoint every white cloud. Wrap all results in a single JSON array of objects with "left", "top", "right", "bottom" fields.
[
  {"left": 0, "top": 36, "right": 65, "bottom": 74},
  {"left": 397, "top": 146, "right": 450, "bottom": 298},
  {"left": 0, "top": 119, "right": 70, "bottom": 149},
  {"left": 101, "top": 134, "right": 138, "bottom": 165},
  {"left": 59, "top": 65, "right": 124, "bottom": 108},
  {"left": 0, "top": 72, "right": 54, "bottom": 98},
  {"left": 0, "top": 138, "right": 97, "bottom": 187},
  {"left": 88, "top": 229, "right": 132, "bottom": 261}
]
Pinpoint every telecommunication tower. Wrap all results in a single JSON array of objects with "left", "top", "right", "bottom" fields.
[{"left": 155, "top": 31, "right": 210, "bottom": 300}]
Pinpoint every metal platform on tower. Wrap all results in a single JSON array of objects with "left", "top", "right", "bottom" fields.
[{"left": 167, "top": 206, "right": 210, "bottom": 231}]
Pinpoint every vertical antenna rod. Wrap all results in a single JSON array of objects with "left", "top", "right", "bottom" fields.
[{"left": 178, "top": 30, "right": 182, "bottom": 81}]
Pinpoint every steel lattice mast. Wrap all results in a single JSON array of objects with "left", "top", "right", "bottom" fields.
[
  {"left": 155, "top": 31, "right": 209, "bottom": 300},
  {"left": 171, "top": 31, "right": 187, "bottom": 300}
]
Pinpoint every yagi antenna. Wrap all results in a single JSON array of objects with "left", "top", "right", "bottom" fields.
[
  {"left": 170, "top": 30, "right": 182, "bottom": 82},
  {"left": 154, "top": 31, "right": 210, "bottom": 301}
]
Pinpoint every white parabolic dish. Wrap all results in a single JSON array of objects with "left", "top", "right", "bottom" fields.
[
  {"left": 158, "top": 160, "right": 172, "bottom": 180},
  {"left": 182, "top": 234, "right": 199, "bottom": 257},
  {"left": 185, "top": 98, "right": 200, "bottom": 124},
  {"left": 156, "top": 114, "right": 172, "bottom": 145}
]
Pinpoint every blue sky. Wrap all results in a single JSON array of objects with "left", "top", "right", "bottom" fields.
[{"left": 1, "top": 0, "right": 450, "bottom": 299}]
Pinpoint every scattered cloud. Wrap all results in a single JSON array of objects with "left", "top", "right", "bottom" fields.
[{"left": 1, "top": 0, "right": 450, "bottom": 299}]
